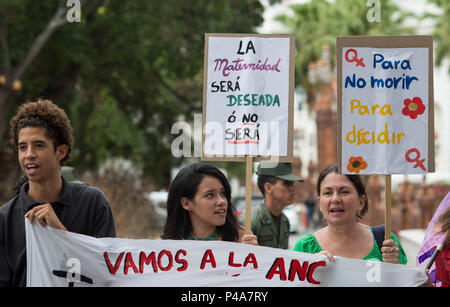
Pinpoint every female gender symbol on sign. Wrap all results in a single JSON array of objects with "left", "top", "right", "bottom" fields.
[
  {"left": 345, "top": 49, "right": 365, "bottom": 67},
  {"left": 405, "top": 148, "right": 426, "bottom": 171}
]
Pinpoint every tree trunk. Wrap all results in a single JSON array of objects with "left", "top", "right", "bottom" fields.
[
  {"left": 0, "top": 87, "right": 15, "bottom": 142},
  {"left": 0, "top": 2, "right": 68, "bottom": 144}
]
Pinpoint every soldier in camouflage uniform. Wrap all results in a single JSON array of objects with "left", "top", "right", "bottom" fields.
[{"left": 251, "top": 162, "right": 303, "bottom": 249}]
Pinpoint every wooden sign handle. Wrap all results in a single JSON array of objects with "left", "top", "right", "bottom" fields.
[
  {"left": 385, "top": 174, "right": 392, "bottom": 240},
  {"left": 244, "top": 155, "right": 253, "bottom": 235}
]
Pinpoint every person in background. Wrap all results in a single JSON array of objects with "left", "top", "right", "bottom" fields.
[
  {"left": 417, "top": 192, "right": 450, "bottom": 287},
  {"left": 0, "top": 99, "right": 116, "bottom": 287},
  {"left": 304, "top": 191, "right": 317, "bottom": 228},
  {"left": 250, "top": 162, "right": 303, "bottom": 249},
  {"left": 433, "top": 207, "right": 450, "bottom": 286},
  {"left": 161, "top": 162, "right": 257, "bottom": 245},
  {"left": 294, "top": 164, "right": 407, "bottom": 264}
]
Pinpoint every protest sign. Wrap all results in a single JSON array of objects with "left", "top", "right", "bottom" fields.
[
  {"left": 202, "top": 33, "right": 295, "bottom": 162},
  {"left": 337, "top": 35, "right": 435, "bottom": 239},
  {"left": 202, "top": 34, "right": 295, "bottom": 234},
  {"left": 337, "top": 35, "right": 434, "bottom": 175},
  {"left": 26, "top": 221, "right": 427, "bottom": 287}
]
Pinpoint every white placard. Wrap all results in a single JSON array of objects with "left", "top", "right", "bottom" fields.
[
  {"left": 202, "top": 34, "right": 294, "bottom": 161},
  {"left": 338, "top": 36, "right": 434, "bottom": 174}
]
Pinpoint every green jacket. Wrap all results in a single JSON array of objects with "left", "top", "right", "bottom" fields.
[{"left": 250, "top": 202, "right": 290, "bottom": 249}]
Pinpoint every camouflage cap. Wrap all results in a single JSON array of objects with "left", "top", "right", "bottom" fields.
[{"left": 256, "top": 162, "right": 303, "bottom": 182}]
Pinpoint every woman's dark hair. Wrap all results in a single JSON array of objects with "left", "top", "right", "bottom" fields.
[
  {"left": 161, "top": 163, "right": 239, "bottom": 242},
  {"left": 317, "top": 164, "right": 369, "bottom": 219}
]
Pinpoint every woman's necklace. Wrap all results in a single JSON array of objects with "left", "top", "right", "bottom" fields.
[{"left": 187, "top": 231, "right": 219, "bottom": 241}]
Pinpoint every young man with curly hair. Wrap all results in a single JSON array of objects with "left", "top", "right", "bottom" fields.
[{"left": 0, "top": 99, "right": 116, "bottom": 287}]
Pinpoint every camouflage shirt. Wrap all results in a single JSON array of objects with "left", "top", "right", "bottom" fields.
[{"left": 250, "top": 202, "right": 290, "bottom": 249}]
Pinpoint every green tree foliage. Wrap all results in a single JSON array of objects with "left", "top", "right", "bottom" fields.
[
  {"left": 0, "top": 0, "right": 264, "bottom": 184},
  {"left": 275, "top": 0, "right": 415, "bottom": 107},
  {"left": 426, "top": 0, "right": 450, "bottom": 71}
]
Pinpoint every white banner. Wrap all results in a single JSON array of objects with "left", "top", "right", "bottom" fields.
[{"left": 26, "top": 220, "right": 427, "bottom": 287}]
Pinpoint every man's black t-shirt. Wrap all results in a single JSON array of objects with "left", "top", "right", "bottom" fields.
[{"left": 0, "top": 176, "right": 116, "bottom": 287}]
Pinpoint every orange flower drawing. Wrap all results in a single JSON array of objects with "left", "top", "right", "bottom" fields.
[
  {"left": 347, "top": 156, "right": 368, "bottom": 173},
  {"left": 402, "top": 97, "right": 426, "bottom": 119}
]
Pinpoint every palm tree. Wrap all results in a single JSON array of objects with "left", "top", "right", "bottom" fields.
[
  {"left": 275, "top": 0, "right": 415, "bottom": 108},
  {"left": 426, "top": 0, "right": 450, "bottom": 72}
]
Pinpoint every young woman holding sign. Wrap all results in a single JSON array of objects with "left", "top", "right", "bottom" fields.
[
  {"left": 294, "top": 164, "right": 407, "bottom": 264},
  {"left": 162, "top": 163, "right": 257, "bottom": 245}
]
